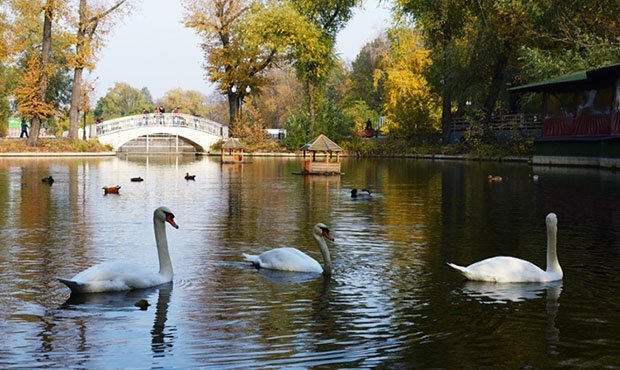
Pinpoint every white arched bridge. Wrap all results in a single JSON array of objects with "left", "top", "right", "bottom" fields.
[{"left": 88, "top": 113, "right": 228, "bottom": 153}]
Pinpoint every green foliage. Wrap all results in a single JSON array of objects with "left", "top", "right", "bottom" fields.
[
  {"left": 342, "top": 100, "right": 379, "bottom": 133},
  {"left": 282, "top": 97, "right": 354, "bottom": 150},
  {"left": 312, "top": 97, "right": 354, "bottom": 142},
  {"left": 516, "top": 0, "right": 620, "bottom": 84},
  {"left": 348, "top": 35, "right": 388, "bottom": 112},
  {"left": 340, "top": 137, "right": 379, "bottom": 156},
  {"left": 506, "top": 132, "right": 534, "bottom": 157},
  {"left": 290, "top": 0, "right": 361, "bottom": 38},
  {"left": 461, "top": 109, "right": 490, "bottom": 150},
  {"left": 519, "top": 41, "right": 620, "bottom": 83},
  {"left": 282, "top": 110, "right": 312, "bottom": 150},
  {"left": 94, "top": 82, "right": 153, "bottom": 119},
  {"left": 398, "top": 0, "right": 620, "bottom": 132}
]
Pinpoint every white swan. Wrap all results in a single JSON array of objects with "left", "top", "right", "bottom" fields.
[
  {"left": 242, "top": 223, "right": 334, "bottom": 276},
  {"left": 57, "top": 206, "right": 179, "bottom": 293},
  {"left": 447, "top": 213, "right": 562, "bottom": 283}
]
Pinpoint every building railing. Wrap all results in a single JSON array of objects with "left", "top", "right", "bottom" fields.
[
  {"left": 450, "top": 114, "right": 542, "bottom": 131},
  {"left": 96, "top": 113, "right": 228, "bottom": 138}
]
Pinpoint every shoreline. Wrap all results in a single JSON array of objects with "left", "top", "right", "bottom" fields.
[
  {"left": 0, "top": 152, "right": 117, "bottom": 157},
  {"left": 0, "top": 150, "right": 531, "bottom": 163},
  {"left": 4, "top": 151, "right": 620, "bottom": 169}
]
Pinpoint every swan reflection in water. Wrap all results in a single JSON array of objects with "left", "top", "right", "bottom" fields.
[
  {"left": 253, "top": 268, "right": 325, "bottom": 284},
  {"left": 458, "top": 280, "right": 562, "bottom": 350},
  {"left": 61, "top": 283, "right": 174, "bottom": 355}
]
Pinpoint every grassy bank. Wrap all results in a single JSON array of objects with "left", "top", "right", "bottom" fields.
[{"left": 0, "top": 138, "right": 113, "bottom": 153}]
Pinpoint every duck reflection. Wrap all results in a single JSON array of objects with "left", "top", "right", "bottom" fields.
[
  {"left": 459, "top": 280, "right": 562, "bottom": 349},
  {"left": 61, "top": 283, "right": 174, "bottom": 356}
]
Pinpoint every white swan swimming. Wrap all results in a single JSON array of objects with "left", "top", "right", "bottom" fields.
[
  {"left": 242, "top": 223, "right": 334, "bottom": 276},
  {"left": 447, "top": 213, "right": 562, "bottom": 283},
  {"left": 57, "top": 206, "right": 179, "bottom": 293}
]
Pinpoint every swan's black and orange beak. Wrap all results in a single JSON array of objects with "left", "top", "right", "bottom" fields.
[
  {"left": 165, "top": 212, "right": 179, "bottom": 229},
  {"left": 321, "top": 227, "right": 334, "bottom": 241}
]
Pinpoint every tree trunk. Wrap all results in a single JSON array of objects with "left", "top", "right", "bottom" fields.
[
  {"left": 228, "top": 91, "right": 239, "bottom": 133},
  {"left": 483, "top": 53, "right": 508, "bottom": 123},
  {"left": 69, "top": 67, "right": 83, "bottom": 138},
  {"left": 69, "top": 0, "right": 87, "bottom": 139},
  {"left": 308, "top": 81, "right": 315, "bottom": 121},
  {"left": 27, "top": 0, "right": 53, "bottom": 147},
  {"left": 69, "top": 0, "right": 127, "bottom": 139},
  {"left": 440, "top": 85, "right": 452, "bottom": 144},
  {"left": 440, "top": 33, "right": 452, "bottom": 144}
]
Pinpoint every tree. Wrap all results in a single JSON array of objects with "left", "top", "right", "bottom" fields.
[
  {"left": 375, "top": 25, "right": 439, "bottom": 138},
  {"left": 517, "top": 1, "right": 620, "bottom": 82},
  {"left": 348, "top": 34, "right": 389, "bottom": 113},
  {"left": 160, "top": 88, "right": 211, "bottom": 117},
  {"left": 397, "top": 0, "right": 620, "bottom": 144},
  {"left": 67, "top": 0, "right": 129, "bottom": 139},
  {"left": 183, "top": 0, "right": 264, "bottom": 131},
  {"left": 0, "top": 6, "right": 13, "bottom": 136},
  {"left": 242, "top": 66, "right": 303, "bottom": 129},
  {"left": 8, "top": 0, "right": 73, "bottom": 139},
  {"left": 289, "top": 0, "right": 360, "bottom": 122},
  {"left": 396, "top": 0, "right": 471, "bottom": 143},
  {"left": 24, "top": 0, "right": 55, "bottom": 146},
  {"left": 94, "top": 82, "right": 152, "bottom": 119},
  {"left": 184, "top": 0, "right": 327, "bottom": 133}
]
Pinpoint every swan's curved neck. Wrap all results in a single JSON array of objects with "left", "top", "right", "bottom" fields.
[
  {"left": 154, "top": 217, "right": 173, "bottom": 279},
  {"left": 314, "top": 232, "right": 332, "bottom": 276},
  {"left": 546, "top": 221, "right": 561, "bottom": 276}
]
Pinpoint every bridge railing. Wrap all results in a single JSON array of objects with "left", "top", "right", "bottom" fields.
[{"left": 96, "top": 113, "right": 228, "bottom": 138}]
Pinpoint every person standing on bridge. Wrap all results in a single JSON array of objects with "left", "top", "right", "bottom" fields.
[
  {"left": 96, "top": 118, "right": 102, "bottom": 135},
  {"left": 157, "top": 105, "right": 165, "bottom": 124},
  {"left": 142, "top": 108, "right": 150, "bottom": 126}
]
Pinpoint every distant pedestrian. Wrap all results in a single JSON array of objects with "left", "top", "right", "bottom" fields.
[
  {"left": 20, "top": 118, "right": 29, "bottom": 138},
  {"left": 157, "top": 105, "right": 165, "bottom": 124},
  {"left": 142, "top": 108, "right": 150, "bottom": 126},
  {"left": 96, "top": 118, "right": 103, "bottom": 135}
]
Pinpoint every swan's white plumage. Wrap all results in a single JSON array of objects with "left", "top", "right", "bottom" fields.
[
  {"left": 243, "top": 248, "right": 322, "bottom": 273},
  {"left": 447, "top": 213, "right": 562, "bottom": 283},
  {"left": 56, "top": 206, "right": 178, "bottom": 293},
  {"left": 243, "top": 223, "right": 334, "bottom": 275}
]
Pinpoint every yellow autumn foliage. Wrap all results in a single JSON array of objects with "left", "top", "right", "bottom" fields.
[
  {"left": 375, "top": 26, "right": 440, "bottom": 137},
  {"left": 14, "top": 53, "right": 56, "bottom": 120}
]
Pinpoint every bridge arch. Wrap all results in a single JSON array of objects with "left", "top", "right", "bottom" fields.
[{"left": 94, "top": 113, "right": 228, "bottom": 152}]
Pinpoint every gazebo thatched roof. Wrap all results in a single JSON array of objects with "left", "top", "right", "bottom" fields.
[
  {"left": 301, "top": 134, "right": 343, "bottom": 152},
  {"left": 222, "top": 137, "right": 244, "bottom": 149}
]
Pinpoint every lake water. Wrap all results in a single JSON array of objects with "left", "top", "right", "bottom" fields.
[{"left": 0, "top": 156, "right": 618, "bottom": 368}]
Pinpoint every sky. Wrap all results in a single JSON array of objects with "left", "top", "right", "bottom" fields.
[{"left": 91, "top": 0, "right": 392, "bottom": 101}]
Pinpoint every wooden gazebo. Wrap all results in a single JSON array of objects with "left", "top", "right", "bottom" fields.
[
  {"left": 221, "top": 138, "right": 245, "bottom": 164},
  {"left": 298, "top": 134, "right": 344, "bottom": 175}
]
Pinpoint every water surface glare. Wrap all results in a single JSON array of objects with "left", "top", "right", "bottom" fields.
[{"left": 0, "top": 156, "right": 618, "bottom": 368}]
